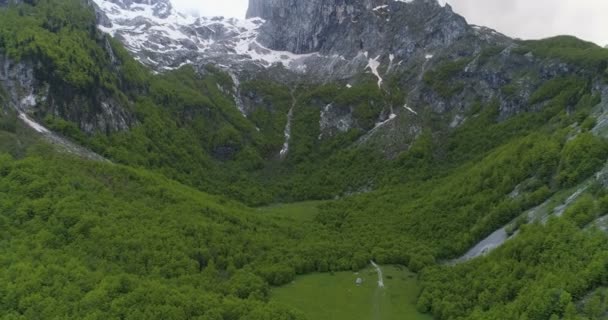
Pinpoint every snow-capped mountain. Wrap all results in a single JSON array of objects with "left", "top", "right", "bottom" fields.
[
  {"left": 92, "top": 0, "right": 508, "bottom": 80},
  {"left": 92, "top": 0, "right": 314, "bottom": 73}
]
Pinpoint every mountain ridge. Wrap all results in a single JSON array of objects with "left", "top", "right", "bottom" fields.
[{"left": 91, "top": 0, "right": 509, "bottom": 81}]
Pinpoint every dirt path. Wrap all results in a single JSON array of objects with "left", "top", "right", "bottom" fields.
[
  {"left": 370, "top": 260, "right": 384, "bottom": 288},
  {"left": 370, "top": 261, "right": 386, "bottom": 320}
]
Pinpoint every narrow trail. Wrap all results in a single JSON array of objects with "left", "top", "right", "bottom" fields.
[
  {"left": 370, "top": 261, "right": 385, "bottom": 320},
  {"left": 370, "top": 260, "right": 384, "bottom": 288}
]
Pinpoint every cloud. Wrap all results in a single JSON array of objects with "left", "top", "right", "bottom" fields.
[
  {"left": 446, "top": 0, "right": 608, "bottom": 45},
  {"left": 171, "top": 0, "right": 248, "bottom": 18}
]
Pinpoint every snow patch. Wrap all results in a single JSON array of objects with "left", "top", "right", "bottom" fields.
[
  {"left": 365, "top": 55, "right": 383, "bottom": 88},
  {"left": 279, "top": 108, "right": 294, "bottom": 158},
  {"left": 18, "top": 113, "right": 49, "bottom": 134},
  {"left": 20, "top": 94, "right": 37, "bottom": 108},
  {"left": 450, "top": 114, "right": 465, "bottom": 128},
  {"left": 280, "top": 94, "right": 297, "bottom": 158},
  {"left": 229, "top": 73, "right": 247, "bottom": 116},
  {"left": 93, "top": 0, "right": 317, "bottom": 71},
  {"left": 425, "top": 54, "right": 434, "bottom": 60},
  {"left": 373, "top": 5, "right": 388, "bottom": 11},
  {"left": 346, "top": 84, "right": 352, "bottom": 88},
  {"left": 232, "top": 20, "right": 317, "bottom": 69},
  {"left": 403, "top": 104, "right": 418, "bottom": 115},
  {"left": 374, "top": 113, "right": 397, "bottom": 128}
]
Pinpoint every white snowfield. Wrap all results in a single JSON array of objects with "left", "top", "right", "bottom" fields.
[
  {"left": 93, "top": 0, "right": 316, "bottom": 70},
  {"left": 92, "top": 0, "right": 449, "bottom": 74}
]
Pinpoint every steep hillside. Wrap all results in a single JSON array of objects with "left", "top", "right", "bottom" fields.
[{"left": 0, "top": 151, "right": 313, "bottom": 319}]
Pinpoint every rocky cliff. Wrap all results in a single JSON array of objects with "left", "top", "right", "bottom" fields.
[
  {"left": 0, "top": 52, "right": 132, "bottom": 134},
  {"left": 247, "top": 0, "right": 467, "bottom": 58},
  {"left": 90, "top": 0, "right": 506, "bottom": 81}
]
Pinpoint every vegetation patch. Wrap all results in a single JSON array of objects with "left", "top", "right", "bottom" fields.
[{"left": 272, "top": 265, "right": 431, "bottom": 320}]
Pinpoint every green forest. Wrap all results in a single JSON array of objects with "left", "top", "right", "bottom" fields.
[{"left": 1, "top": 0, "right": 608, "bottom": 319}]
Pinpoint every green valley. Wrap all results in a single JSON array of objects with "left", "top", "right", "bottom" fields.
[{"left": 1, "top": 0, "right": 608, "bottom": 319}]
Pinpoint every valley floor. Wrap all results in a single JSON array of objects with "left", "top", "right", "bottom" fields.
[{"left": 272, "top": 265, "right": 431, "bottom": 320}]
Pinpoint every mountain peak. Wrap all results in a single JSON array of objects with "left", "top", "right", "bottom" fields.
[
  {"left": 246, "top": 0, "right": 468, "bottom": 58},
  {"left": 92, "top": 0, "right": 502, "bottom": 82},
  {"left": 247, "top": 0, "right": 450, "bottom": 20}
]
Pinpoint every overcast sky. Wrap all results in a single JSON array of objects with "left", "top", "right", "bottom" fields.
[
  {"left": 171, "top": 0, "right": 608, "bottom": 46},
  {"left": 172, "top": 0, "right": 248, "bottom": 18}
]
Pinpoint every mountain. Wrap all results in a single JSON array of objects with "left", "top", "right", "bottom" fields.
[
  {"left": 1, "top": 0, "right": 608, "bottom": 319},
  {"left": 89, "top": 0, "right": 596, "bottom": 138},
  {"left": 91, "top": 0, "right": 508, "bottom": 80},
  {"left": 246, "top": 0, "right": 468, "bottom": 58},
  {"left": 90, "top": 1, "right": 492, "bottom": 106},
  {"left": 4, "top": 0, "right": 608, "bottom": 202},
  {"left": 85, "top": 0, "right": 520, "bottom": 163},
  {"left": 91, "top": 0, "right": 314, "bottom": 74}
]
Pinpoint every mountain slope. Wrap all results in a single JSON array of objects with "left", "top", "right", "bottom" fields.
[{"left": 0, "top": 152, "right": 310, "bottom": 319}]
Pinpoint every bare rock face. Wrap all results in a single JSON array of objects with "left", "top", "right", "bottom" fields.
[
  {"left": 90, "top": 0, "right": 486, "bottom": 82},
  {"left": 0, "top": 54, "right": 39, "bottom": 114},
  {"left": 247, "top": 0, "right": 468, "bottom": 59},
  {"left": 0, "top": 53, "right": 132, "bottom": 134},
  {"left": 87, "top": 0, "right": 539, "bottom": 146},
  {"left": 0, "top": 0, "right": 22, "bottom": 6}
]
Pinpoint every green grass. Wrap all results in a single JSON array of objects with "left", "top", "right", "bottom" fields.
[
  {"left": 272, "top": 265, "right": 432, "bottom": 320},
  {"left": 257, "top": 200, "right": 327, "bottom": 222}
]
